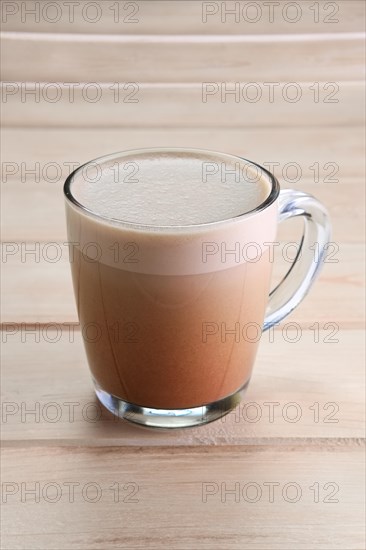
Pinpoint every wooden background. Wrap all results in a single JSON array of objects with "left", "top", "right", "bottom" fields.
[{"left": 1, "top": 1, "right": 365, "bottom": 548}]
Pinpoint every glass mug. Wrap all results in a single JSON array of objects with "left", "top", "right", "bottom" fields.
[{"left": 64, "top": 148, "right": 331, "bottom": 428}]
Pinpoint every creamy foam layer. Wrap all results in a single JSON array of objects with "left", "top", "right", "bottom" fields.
[{"left": 69, "top": 150, "right": 271, "bottom": 226}]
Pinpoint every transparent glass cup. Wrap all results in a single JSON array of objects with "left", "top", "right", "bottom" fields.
[{"left": 64, "top": 148, "right": 331, "bottom": 428}]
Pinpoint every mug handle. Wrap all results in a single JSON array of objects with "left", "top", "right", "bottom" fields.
[{"left": 263, "top": 189, "right": 331, "bottom": 331}]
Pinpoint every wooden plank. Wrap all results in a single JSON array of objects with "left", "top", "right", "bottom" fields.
[
  {"left": 1, "top": 243, "right": 364, "bottom": 325},
  {"left": 1, "top": 445, "right": 365, "bottom": 549},
  {"left": 2, "top": 1, "right": 365, "bottom": 35},
  {"left": 1, "top": 179, "right": 364, "bottom": 243},
  {"left": 1, "top": 127, "right": 364, "bottom": 182},
  {"left": 1, "top": 329, "right": 364, "bottom": 443},
  {"left": 2, "top": 81, "right": 364, "bottom": 128},
  {"left": 1, "top": 32, "right": 364, "bottom": 82}
]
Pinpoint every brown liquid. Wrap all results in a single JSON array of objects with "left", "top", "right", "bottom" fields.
[{"left": 70, "top": 245, "right": 272, "bottom": 409}]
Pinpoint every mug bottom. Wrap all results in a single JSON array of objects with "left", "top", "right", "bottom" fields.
[{"left": 94, "top": 380, "right": 250, "bottom": 429}]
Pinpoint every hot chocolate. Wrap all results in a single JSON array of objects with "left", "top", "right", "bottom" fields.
[{"left": 65, "top": 149, "right": 277, "bottom": 409}]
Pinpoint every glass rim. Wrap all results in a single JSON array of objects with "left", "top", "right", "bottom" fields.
[{"left": 63, "top": 147, "right": 280, "bottom": 231}]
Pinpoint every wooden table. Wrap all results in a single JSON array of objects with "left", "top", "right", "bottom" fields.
[{"left": 1, "top": 2, "right": 365, "bottom": 548}]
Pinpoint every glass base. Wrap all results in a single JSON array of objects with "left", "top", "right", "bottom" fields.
[{"left": 94, "top": 380, "right": 250, "bottom": 429}]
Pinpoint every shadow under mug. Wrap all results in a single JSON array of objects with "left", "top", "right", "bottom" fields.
[{"left": 64, "top": 148, "right": 331, "bottom": 428}]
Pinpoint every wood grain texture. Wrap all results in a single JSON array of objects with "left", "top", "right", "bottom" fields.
[
  {"left": 1, "top": 445, "right": 365, "bottom": 550},
  {"left": 1, "top": 329, "right": 364, "bottom": 443},
  {"left": 1, "top": 9, "right": 365, "bottom": 549},
  {"left": 2, "top": 81, "right": 364, "bottom": 128},
  {"left": 2, "top": 0, "right": 365, "bottom": 35},
  {"left": 1, "top": 242, "right": 364, "bottom": 325},
  {"left": 2, "top": 32, "right": 365, "bottom": 82}
]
